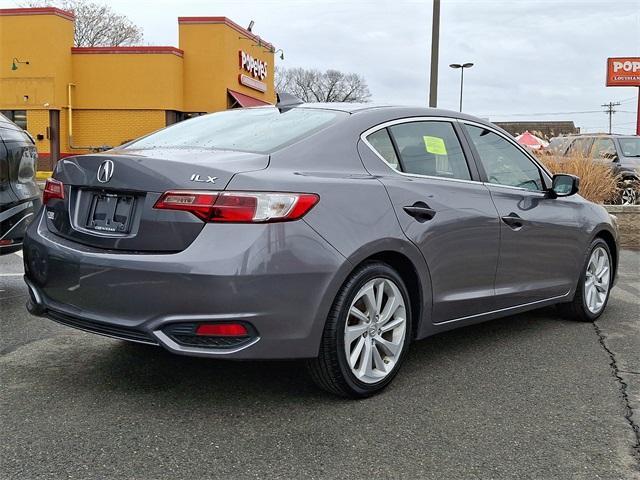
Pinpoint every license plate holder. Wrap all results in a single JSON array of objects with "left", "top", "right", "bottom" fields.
[{"left": 85, "top": 192, "right": 135, "bottom": 233}]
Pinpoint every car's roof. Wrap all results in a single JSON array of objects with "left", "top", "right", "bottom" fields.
[
  {"left": 294, "top": 102, "right": 386, "bottom": 113},
  {"left": 295, "top": 102, "right": 490, "bottom": 125},
  {"left": 564, "top": 133, "right": 635, "bottom": 138}
]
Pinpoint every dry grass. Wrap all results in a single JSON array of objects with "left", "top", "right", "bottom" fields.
[{"left": 536, "top": 154, "right": 619, "bottom": 204}]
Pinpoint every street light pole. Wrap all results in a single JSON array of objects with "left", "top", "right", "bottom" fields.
[
  {"left": 449, "top": 62, "right": 474, "bottom": 112},
  {"left": 428, "top": 0, "right": 440, "bottom": 107}
]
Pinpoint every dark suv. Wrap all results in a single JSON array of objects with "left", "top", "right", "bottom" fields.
[
  {"left": 555, "top": 134, "right": 640, "bottom": 205},
  {"left": 0, "top": 113, "right": 41, "bottom": 254}
]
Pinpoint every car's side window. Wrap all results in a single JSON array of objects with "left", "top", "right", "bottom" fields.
[
  {"left": 386, "top": 121, "right": 471, "bottom": 180},
  {"left": 567, "top": 137, "right": 592, "bottom": 157},
  {"left": 465, "top": 124, "right": 544, "bottom": 191},
  {"left": 366, "top": 128, "right": 399, "bottom": 169},
  {"left": 590, "top": 138, "right": 616, "bottom": 160}
]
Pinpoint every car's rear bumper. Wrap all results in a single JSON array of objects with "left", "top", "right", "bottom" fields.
[
  {"left": 23, "top": 213, "right": 348, "bottom": 359},
  {"left": 0, "top": 241, "right": 22, "bottom": 255},
  {"left": 0, "top": 197, "right": 41, "bottom": 254}
]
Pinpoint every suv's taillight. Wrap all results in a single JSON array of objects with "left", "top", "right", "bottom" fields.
[
  {"left": 153, "top": 191, "right": 319, "bottom": 223},
  {"left": 43, "top": 178, "right": 64, "bottom": 205}
]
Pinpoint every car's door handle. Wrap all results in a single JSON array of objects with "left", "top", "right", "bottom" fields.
[
  {"left": 501, "top": 213, "right": 526, "bottom": 230},
  {"left": 403, "top": 202, "right": 436, "bottom": 222}
]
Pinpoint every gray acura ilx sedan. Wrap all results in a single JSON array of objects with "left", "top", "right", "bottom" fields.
[{"left": 23, "top": 101, "right": 619, "bottom": 397}]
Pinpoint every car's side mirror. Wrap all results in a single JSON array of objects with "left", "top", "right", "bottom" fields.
[
  {"left": 549, "top": 174, "right": 579, "bottom": 198},
  {"left": 602, "top": 152, "right": 618, "bottom": 161}
]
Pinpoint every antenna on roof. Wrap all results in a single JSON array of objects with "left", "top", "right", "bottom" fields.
[
  {"left": 247, "top": 20, "right": 255, "bottom": 32},
  {"left": 275, "top": 92, "right": 303, "bottom": 113}
]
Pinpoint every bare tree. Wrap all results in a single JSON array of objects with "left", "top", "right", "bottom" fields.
[
  {"left": 23, "top": 0, "right": 143, "bottom": 47},
  {"left": 276, "top": 67, "right": 371, "bottom": 103}
]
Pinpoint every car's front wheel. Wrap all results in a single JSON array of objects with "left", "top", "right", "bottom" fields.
[
  {"left": 308, "top": 262, "right": 412, "bottom": 398},
  {"left": 558, "top": 238, "right": 613, "bottom": 322},
  {"left": 618, "top": 178, "right": 638, "bottom": 205}
]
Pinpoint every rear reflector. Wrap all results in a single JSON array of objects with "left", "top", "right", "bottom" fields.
[
  {"left": 0, "top": 239, "right": 15, "bottom": 246},
  {"left": 195, "top": 323, "right": 249, "bottom": 337},
  {"left": 154, "top": 191, "right": 319, "bottom": 223},
  {"left": 43, "top": 178, "right": 65, "bottom": 205}
]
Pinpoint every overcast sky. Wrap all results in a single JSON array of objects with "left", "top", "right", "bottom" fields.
[{"left": 4, "top": 0, "right": 639, "bottom": 133}]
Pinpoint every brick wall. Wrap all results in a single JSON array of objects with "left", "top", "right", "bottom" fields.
[
  {"left": 26, "top": 109, "right": 52, "bottom": 170},
  {"left": 25, "top": 108, "right": 166, "bottom": 171},
  {"left": 71, "top": 109, "right": 165, "bottom": 151}
]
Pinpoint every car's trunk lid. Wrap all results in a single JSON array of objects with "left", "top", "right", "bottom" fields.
[{"left": 46, "top": 147, "right": 269, "bottom": 252}]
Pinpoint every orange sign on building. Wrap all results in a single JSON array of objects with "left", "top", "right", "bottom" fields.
[{"left": 606, "top": 57, "right": 640, "bottom": 87}]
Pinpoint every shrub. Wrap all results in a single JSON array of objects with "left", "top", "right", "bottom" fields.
[{"left": 536, "top": 154, "right": 619, "bottom": 204}]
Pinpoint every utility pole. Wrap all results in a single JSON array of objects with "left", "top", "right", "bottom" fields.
[
  {"left": 428, "top": 0, "right": 440, "bottom": 107},
  {"left": 601, "top": 101, "right": 620, "bottom": 134},
  {"left": 636, "top": 87, "right": 640, "bottom": 136}
]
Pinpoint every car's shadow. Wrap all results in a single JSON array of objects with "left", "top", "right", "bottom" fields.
[{"left": 29, "top": 304, "right": 600, "bottom": 405}]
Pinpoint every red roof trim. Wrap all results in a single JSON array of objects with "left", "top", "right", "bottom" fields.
[
  {"left": 178, "top": 16, "right": 274, "bottom": 50},
  {"left": 0, "top": 7, "right": 74, "bottom": 21},
  {"left": 71, "top": 46, "right": 184, "bottom": 57}
]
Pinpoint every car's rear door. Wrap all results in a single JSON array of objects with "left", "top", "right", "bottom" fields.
[
  {"left": 461, "top": 122, "right": 584, "bottom": 309},
  {"left": 359, "top": 118, "right": 500, "bottom": 323}
]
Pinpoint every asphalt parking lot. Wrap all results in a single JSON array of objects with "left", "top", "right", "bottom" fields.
[{"left": 1, "top": 250, "right": 639, "bottom": 479}]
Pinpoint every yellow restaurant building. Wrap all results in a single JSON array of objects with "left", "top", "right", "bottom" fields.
[{"left": 0, "top": 7, "right": 276, "bottom": 171}]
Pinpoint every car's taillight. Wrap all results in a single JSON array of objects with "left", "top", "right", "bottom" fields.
[
  {"left": 195, "top": 323, "right": 248, "bottom": 336},
  {"left": 42, "top": 178, "right": 64, "bottom": 205},
  {"left": 153, "top": 191, "right": 319, "bottom": 223}
]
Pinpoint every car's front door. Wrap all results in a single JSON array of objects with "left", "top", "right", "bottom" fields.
[
  {"left": 462, "top": 123, "right": 584, "bottom": 309},
  {"left": 360, "top": 119, "right": 500, "bottom": 323},
  {"left": 589, "top": 137, "right": 620, "bottom": 174}
]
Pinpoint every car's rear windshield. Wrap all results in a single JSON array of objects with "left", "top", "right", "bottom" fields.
[{"left": 125, "top": 107, "right": 347, "bottom": 154}]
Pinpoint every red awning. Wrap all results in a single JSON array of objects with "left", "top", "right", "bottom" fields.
[{"left": 227, "top": 89, "right": 271, "bottom": 108}]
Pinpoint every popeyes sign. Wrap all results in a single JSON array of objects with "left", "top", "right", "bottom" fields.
[
  {"left": 239, "top": 50, "right": 268, "bottom": 92},
  {"left": 607, "top": 57, "right": 640, "bottom": 87}
]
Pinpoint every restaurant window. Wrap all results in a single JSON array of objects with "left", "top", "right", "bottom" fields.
[
  {"left": 1, "top": 110, "right": 27, "bottom": 130},
  {"left": 166, "top": 111, "right": 206, "bottom": 126}
]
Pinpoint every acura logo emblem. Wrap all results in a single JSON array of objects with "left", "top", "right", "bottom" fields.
[{"left": 97, "top": 160, "right": 114, "bottom": 183}]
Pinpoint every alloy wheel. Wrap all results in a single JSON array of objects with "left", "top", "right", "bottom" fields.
[
  {"left": 344, "top": 278, "right": 407, "bottom": 384},
  {"left": 620, "top": 186, "right": 638, "bottom": 206},
  {"left": 584, "top": 246, "right": 611, "bottom": 314}
]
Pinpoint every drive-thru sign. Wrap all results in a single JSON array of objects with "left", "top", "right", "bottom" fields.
[{"left": 606, "top": 57, "right": 640, "bottom": 135}]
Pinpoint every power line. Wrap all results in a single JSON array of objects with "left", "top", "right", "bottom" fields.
[{"left": 601, "top": 101, "right": 621, "bottom": 135}]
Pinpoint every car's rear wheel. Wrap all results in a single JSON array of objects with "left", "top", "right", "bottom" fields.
[
  {"left": 557, "top": 238, "right": 612, "bottom": 322},
  {"left": 307, "top": 262, "right": 412, "bottom": 398}
]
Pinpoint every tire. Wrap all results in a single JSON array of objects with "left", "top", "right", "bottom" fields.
[
  {"left": 307, "top": 261, "right": 413, "bottom": 398},
  {"left": 617, "top": 178, "right": 638, "bottom": 206},
  {"left": 557, "top": 238, "right": 613, "bottom": 322}
]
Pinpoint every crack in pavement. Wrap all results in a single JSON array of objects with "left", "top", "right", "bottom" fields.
[{"left": 594, "top": 320, "right": 640, "bottom": 469}]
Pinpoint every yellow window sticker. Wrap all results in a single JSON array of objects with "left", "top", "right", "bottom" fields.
[{"left": 423, "top": 136, "right": 447, "bottom": 155}]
